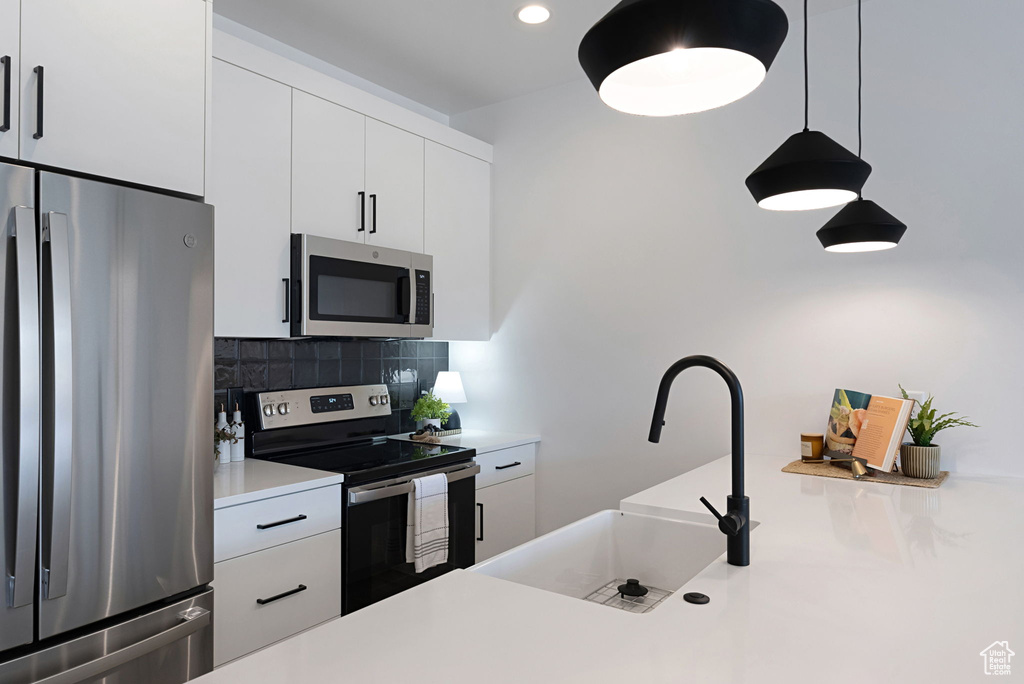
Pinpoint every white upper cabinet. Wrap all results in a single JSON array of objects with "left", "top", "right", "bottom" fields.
[
  {"left": 0, "top": 0, "right": 19, "bottom": 160},
  {"left": 364, "top": 119, "right": 424, "bottom": 253},
  {"left": 18, "top": 0, "right": 207, "bottom": 196},
  {"left": 425, "top": 141, "right": 491, "bottom": 341},
  {"left": 291, "top": 90, "right": 366, "bottom": 241},
  {"left": 208, "top": 60, "right": 292, "bottom": 339}
]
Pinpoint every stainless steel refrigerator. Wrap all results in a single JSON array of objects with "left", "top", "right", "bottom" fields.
[{"left": 0, "top": 162, "right": 214, "bottom": 683}]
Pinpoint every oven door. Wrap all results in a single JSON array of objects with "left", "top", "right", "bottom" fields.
[
  {"left": 343, "top": 462, "right": 478, "bottom": 614},
  {"left": 292, "top": 234, "right": 432, "bottom": 338}
]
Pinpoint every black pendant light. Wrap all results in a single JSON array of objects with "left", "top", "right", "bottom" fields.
[
  {"left": 745, "top": 0, "right": 871, "bottom": 210},
  {"left": 578, "top": 0, "right": 789, "bottom": 117},
  {"left": 817, "top": 0, "right": 906, "bottom": 252}
]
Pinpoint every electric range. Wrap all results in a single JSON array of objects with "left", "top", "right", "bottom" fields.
[{"left": 245, "top": 384, "right": 478, "bottom": 614}]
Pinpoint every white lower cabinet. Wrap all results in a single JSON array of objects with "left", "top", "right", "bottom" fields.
[
  {"left": 474, "top": 444, "right": 537, "bottom": 563},
  {"left": 212, "top": 529, "right": 341, "bottom": 667},
  {"left": 212, "top": 481, "right": 342, "bottom": 667}
]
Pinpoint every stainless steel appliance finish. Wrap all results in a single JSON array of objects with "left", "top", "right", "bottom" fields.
[
  {"left": 291, "top": 234, "right": 433, "bottom": 338},
  {"left": 0, "top": 162, "right": 38, "bottom": 654},
  {"left": 246, "top": 384, "right": 477, "bottom": 614},
  {"left": 1, "top": 162, "right": 215, "bottom": 681},
  {"left": 347, "top": 462, "right": 480, "bottom": 505},
  {"left": 255, "top": 383, "right": 391, "bottom": 430},
  {"left": 0, "top": 590, "right": 214, "bottom": 684}
]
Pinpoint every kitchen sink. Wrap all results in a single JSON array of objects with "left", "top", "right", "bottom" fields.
[{"left": 471, "top": 509, "right": 743, "bottom": 610}]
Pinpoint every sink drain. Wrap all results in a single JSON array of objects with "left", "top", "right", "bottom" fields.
[{"left": 583, "top": 579, "right": 672, "bottom": 614}]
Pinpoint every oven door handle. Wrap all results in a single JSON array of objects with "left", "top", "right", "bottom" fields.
[{"left": 348, "top": 463, "right": 479, "bottom": 506}]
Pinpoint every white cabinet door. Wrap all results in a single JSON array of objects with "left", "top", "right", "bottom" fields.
[
  {"left": 425, "top": 142, "right": 491, "bottom": 341},
  {"left": 208, "top": 60, "right": 292, "bottom": 338},
  {"left": 291, "top": 90, "right": 366, "bottom": 242},
  {"left": 0, "top": 0, "right": 19, "bottom": 160},
  {"left": 475, "top": 475, "right": 536, "bottom": 563},
  {"left": 364, "top": 119, "right": 424, "bottom": 252},
  {"left": 19, "top": 0, "right": 207, "bottom": 195}
]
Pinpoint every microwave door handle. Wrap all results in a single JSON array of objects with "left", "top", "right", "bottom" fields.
[
  {"left": 398, "top": 275, "right": 411, "bottom": 321},
  {"left": 7, "top": 206, "right": 40, "bottom": 609},
  {"left": 40, "top": 212, "right": 73, "bottom": 600}
]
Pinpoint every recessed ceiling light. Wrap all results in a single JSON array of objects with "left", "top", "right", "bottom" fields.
[{"left": 516, "top": 5, "right": 550, "bottom": 24}]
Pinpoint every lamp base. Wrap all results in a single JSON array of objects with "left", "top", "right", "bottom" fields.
[{"left": 442, "top": 409, "right": 462, "bottom": 431}]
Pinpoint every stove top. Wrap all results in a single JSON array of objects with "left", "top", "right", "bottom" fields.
[
  {"left": 247, "top": 384, "right": 475, "bottom": 486},
  {"left": 260, "top": 439, "right": 474, "bottom": 487}
]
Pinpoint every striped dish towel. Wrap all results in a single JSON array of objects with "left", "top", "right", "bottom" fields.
[{"left": 405, "top": 473, "right": 449, "bottom": 573}]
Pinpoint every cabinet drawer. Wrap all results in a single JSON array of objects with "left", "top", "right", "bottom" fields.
[
  {"left": 212, "top": 529, "right": 341, "bottom": 667},
  {"left": 214, "top": 484, "right": 341, "bottom": 563},
  {"left": 475, "top": 444, "right": 535, "bottom": 489}
]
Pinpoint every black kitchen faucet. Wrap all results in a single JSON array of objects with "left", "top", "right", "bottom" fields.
[{"left": 648, "top": 355, "right": 750, "bottom": 567}]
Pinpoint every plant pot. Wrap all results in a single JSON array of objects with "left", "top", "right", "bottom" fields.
[
  {"left": 900, "top": 444, "right": 941, "bottom": 479},
  {"left": 423, "top": 418, "right": 442, "bottom": 429}
]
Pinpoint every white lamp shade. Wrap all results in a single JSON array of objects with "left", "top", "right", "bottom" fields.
[{"left": 432, "top": 371, "right": 467, "bottom": 404}]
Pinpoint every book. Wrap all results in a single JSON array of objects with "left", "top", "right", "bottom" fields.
[{"left": 825, "top": 389, "right": 915, "bottom": 472}]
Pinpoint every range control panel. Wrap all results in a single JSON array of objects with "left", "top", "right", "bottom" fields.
[{"left": 256, "top": 384, "right": 391, "bottom": 430}]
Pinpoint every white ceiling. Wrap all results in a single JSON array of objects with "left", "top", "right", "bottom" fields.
[{"left": 214, "top": 0, "right": 864, "bottom": 117}]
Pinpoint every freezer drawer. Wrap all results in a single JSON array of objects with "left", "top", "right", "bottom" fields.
[{"left": 0, "top": 590, "right": 213, "bottom": 684}]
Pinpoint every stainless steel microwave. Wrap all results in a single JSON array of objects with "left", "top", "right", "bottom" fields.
[{"left": 290, "top": 234, "right": 433, "bottom": 338}]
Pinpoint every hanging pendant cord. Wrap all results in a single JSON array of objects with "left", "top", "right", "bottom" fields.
[
  {"left": 803, "top": 0, "right": 809, "bottom": 131},
  {"left": 857, "top": 0, "right": 863, "bottom": 197}
]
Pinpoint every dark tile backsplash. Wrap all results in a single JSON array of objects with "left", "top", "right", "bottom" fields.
[{"left": 214, "top": 338, "right": 448, "bottom": 435}]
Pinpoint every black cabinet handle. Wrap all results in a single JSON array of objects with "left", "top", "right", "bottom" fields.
[
  {"left": 256, "top": 514, "right": 306, "bottom": 530},
  {"left": 369, "top": 194, "right": 377, "bottom": 234},
  {"left": 358, "top": 191, "right": 366, "bottom": 232},
  {"left": 495, "top": 461, "right": 522, "bottom": 471},
  {"left": 256, "top": 584, "right": 307, "bottom": 605},
  {"left": 476, "top": 503, "right": 484, "bottom": 541},
  {"left": 281, "top": 278, "right": 290, "bottom": 323},
  {"left": 1, "top": 56, "right": 10, "bottom": 132},
  {"left": 32, "top": 66, "right": 44, "bottom": 139}
]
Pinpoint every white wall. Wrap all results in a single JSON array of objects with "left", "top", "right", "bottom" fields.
[{"left": 449, "top": 0, "right": 1024, "bottom": 534}]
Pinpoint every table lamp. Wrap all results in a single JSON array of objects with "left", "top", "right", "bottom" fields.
[{"left": 432, "top": 371, "right": 466, "bottom": 433}]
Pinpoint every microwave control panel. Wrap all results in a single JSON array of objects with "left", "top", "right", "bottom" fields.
[{"left": 415, "top": 270, "right": 431, "bottom": 325}]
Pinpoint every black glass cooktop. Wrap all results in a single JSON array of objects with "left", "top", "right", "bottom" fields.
[{"left": 261, "top": 439, "right": 474, "bottom": 486}]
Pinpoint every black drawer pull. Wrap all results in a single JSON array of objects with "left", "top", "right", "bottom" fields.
[
  {"left": 256, "top": 584, "right": 307, "bottom": 605},
  {"left": 495, "top": 461, "right": 522, "bottom": 471},
  {"left": 1, "top": 56, "right": 10, "bottom": 132},
  {"left": 476, "top": 503, "right": 484, "bottom": 541},
  {"left": 256, "top": 514, "right": 307, "bottom": 530}
]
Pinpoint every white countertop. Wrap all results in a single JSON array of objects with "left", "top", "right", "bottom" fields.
[
  {"left": 388, "top": 428, "right": 540, "bottom": 454},
  {"left": 213, "top": 459, "right": 343, "bottom": 509},
  {"left": 198, "top": 454, "right": 1023, "bottom": 682}
]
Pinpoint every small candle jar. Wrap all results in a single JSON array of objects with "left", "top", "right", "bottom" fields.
[{"left": 801, "top": 433, "right": 824, "bottom": 462}]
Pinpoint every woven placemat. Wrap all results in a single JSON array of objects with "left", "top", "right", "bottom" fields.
[{"left": 782, "top": 460, "right": 949, "bottom": 489}]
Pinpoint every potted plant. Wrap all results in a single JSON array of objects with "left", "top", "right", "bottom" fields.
[
  {"left": 898, "top": 385, "right": 978, "bottom": 479},
  {"left": 411, "top": 391, "right": 451, "bottom": 430}
]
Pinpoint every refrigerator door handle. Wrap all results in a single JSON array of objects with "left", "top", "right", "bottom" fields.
[
  {"left": 33, "top": 607, "right": 211, "bottom": 684},
  {"left": 41, "top": 212, "right": 73, "bottom": 600},
  {"left": 6, "top": 206, "right": 40, "bottom": 609}
]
